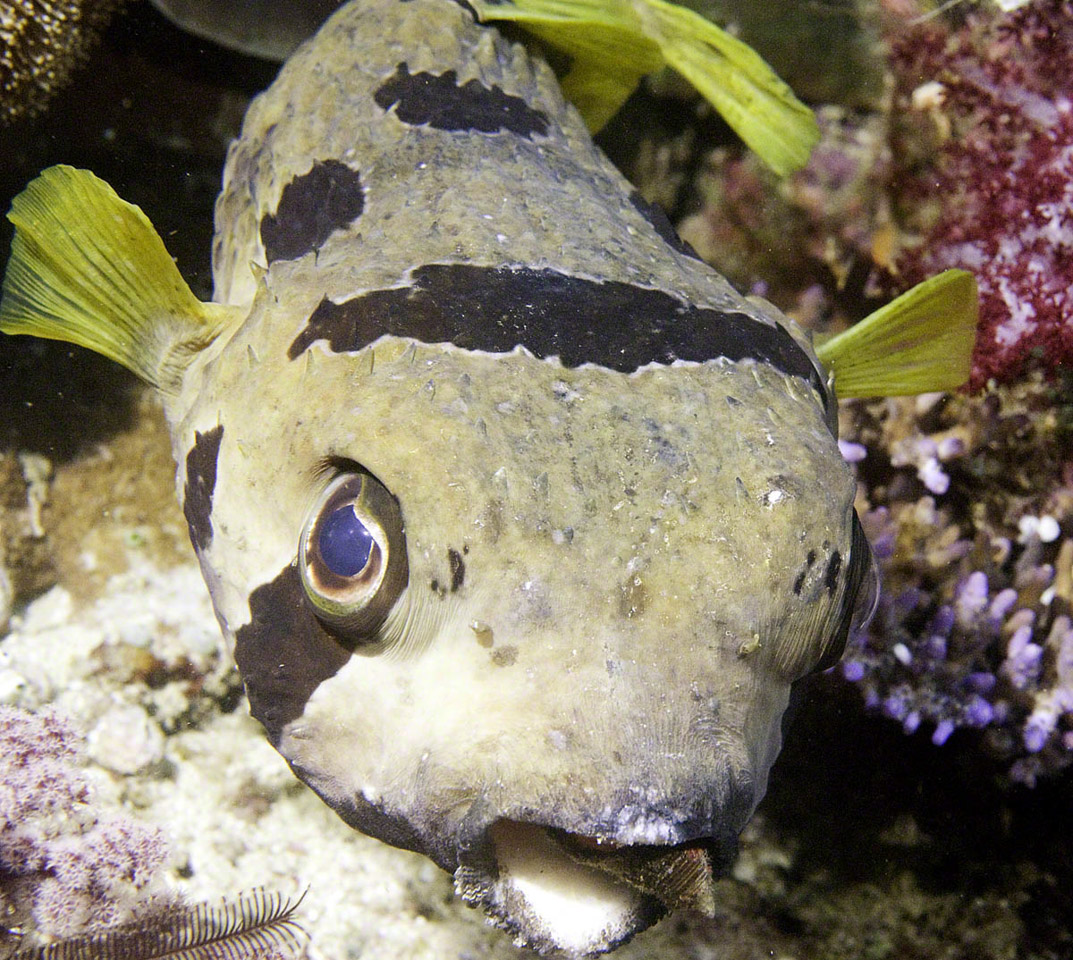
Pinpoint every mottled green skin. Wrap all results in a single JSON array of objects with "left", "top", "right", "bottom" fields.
[{"left": 165, "top": 0, "right": 864, "bottom": 952}]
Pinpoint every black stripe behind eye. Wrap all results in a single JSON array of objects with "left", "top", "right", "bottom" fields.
[
  {"left": 183, "top": 425, "right": 224, "bottom": 553},
  {"left": 287, "top": 264, "right": 826, "bottom": 402}
]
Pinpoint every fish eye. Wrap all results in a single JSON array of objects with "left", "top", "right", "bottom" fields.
[
  {"left": 299, "top": 470, "right": 408, "bottom": 639},
  {"left": 850, "top": 551, "right": 881, "bottom": 637},
  {"left": 320, "top": 503, "right": 376, "bottom": 577}
]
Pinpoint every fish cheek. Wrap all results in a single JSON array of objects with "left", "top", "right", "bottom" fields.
[{"left": 233, "top": 562, "right": 440, "bottom": 862}]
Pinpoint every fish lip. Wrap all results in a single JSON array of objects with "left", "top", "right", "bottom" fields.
[
  {"left": 544, "top": 825, "right": 721, "bottom": 916},
  {"left": 454, "top": 814, "right": 734, "bottom": 955},
  {"left": 455, "top": 819, "right": 664, "bottom": 955},
  {"left": 451, "top": 787, "right": 744, "bottom": 883}
]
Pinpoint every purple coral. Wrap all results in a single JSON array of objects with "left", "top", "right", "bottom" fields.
[
  {"left": 889, "top": 1, "right": 1073, "bottom": 389},
  {"left": 0, "top": 705, "right": 168, "bottom": 942},
  {"left": 845, "top": 519, "right": 1073, "bottom": 784},
  {"left": 839, "top": 377, "right": 1073, "bottom": 785},
  {"left": 843, "top": 571, "right": 1010, "bottom": 740}
]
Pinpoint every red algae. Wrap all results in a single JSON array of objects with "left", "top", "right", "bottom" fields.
[{"left": 889, "top": 0, "right": 1073, "bottom": 390}]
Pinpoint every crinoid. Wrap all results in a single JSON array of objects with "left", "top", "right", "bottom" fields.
[{"left": 9, "top": 889, "right": 309, "bottom": 960}]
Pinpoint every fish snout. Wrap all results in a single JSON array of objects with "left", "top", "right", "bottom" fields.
[{"left": 452, "top": 787, "right": 748, "bottom": 955}]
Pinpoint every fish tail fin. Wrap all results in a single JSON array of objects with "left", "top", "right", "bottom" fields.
[
  {"left": 815, "top": 269, "right": 979, "bottom": 398},
  {"left": 471, "top": 0, "right": 818, "bottom": 175},
  {"left": 1, "top": 165, "right": 243, "bottom": 394}
]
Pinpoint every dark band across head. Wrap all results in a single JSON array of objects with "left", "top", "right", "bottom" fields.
[{"left": 288, "top": 264, "right": 828, "bottom": 408}]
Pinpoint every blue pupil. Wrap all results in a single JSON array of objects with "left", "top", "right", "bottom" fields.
[{"left": 319, "top": 505, "right": 374, "bottom": 577}]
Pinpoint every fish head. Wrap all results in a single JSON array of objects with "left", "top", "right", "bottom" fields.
[{"left": 173, "top": 276, "right": 876, "bottom": 954}]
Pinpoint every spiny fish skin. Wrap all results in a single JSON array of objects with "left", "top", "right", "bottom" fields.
[{"left": 177, "top": 1, "right": 870, "bottom": 951}]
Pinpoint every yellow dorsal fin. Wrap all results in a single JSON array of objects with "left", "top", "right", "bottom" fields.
[
  {"left": 815, "top": 269, "right": 979, "bottom": 399},
  {"left": 471, "top": 0, "right": 819, "bottom": 176},
  {"left": 0, "top": 165, "right": 243, "bottom": 394}
]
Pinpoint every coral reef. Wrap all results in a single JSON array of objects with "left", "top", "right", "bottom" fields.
[
  {"left": 840, "top": 372, "right": 1073, "bottom": 785},
  {"left": 0, "top": 705, "right": 169, "bottom": 948},
  {"left": 0, "top": 702, "right": 309, "bottom": 959},
  {"left": 888, "top": 0, "right": 1073, "bottom": 388},
  {"left": 0, "top": 452, "right": 56, "bottom": 632},
  {"left": 674, "top": 105, "right": 891, "bottom": 305},
  {"left": 0, "top": 554, "right": 237, "bottom": 745},
  {"left": 826, "top": 0, "right": 1073, "bottom": 788}
]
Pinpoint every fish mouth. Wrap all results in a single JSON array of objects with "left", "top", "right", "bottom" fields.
[
  {"left": 457, "top": 819, "right": 723, "bottom": 955},
  {"left": 546, "top": 825, "right": 718, "bottom": 916}
]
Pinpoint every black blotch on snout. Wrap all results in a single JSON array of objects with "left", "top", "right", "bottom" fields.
[
  {"left": 242, "top": 566, "right": 434, "bottom": 864},
  {"left": 792, "top": 549, "right": 818, "bottom": 596},
  {"left": 235, "top": 564, "right": 352, "bottom": 745},
  {"left": 183, "top": 425, "right": 223, "bottom": 553},
  {"left": 824, "top": 550, "right": 843, "bottom": 595},
  {"left": 448, "top": 548, "right": 465, "bottom": 592},
  {"left": 260, "top": 159, "right": 364, "bottom": 264},
  {"left": 373, "top": 62, "right": 550, "bottom": 138}
]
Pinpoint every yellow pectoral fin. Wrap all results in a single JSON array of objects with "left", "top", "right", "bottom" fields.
[
  {"left": 471, "top": 0, "right": 819, "bottom": 175},
  {"left": 559, "top": 56, "right": 649, "bottom": 132},
  {"left": 645, "top": 0, "right": 819, "bottom": 177},
  {"left": 0, "top": 165, "right": 243, "bottom": 394},
  {"left": 527, "top": 17, "right": 655, "bottom": 131},
  {"left": 816, "top": 269, "right": 980, "bottom": 399}
]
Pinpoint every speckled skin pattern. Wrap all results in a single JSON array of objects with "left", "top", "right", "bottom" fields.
[{"left": 164, "top": 0, "right": 870, "bottom": 952}]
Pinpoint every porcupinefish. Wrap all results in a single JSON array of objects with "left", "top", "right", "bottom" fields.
[{"left": 0, "top": 0, "right": 976, "bottom": 952}]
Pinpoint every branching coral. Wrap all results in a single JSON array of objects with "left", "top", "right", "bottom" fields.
[
  {"left": 840, "top": 375, "right": 1073, "bottom": 785},
  {"left": 888, "top": 0, "right": 1073, "bottom": 388}
]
